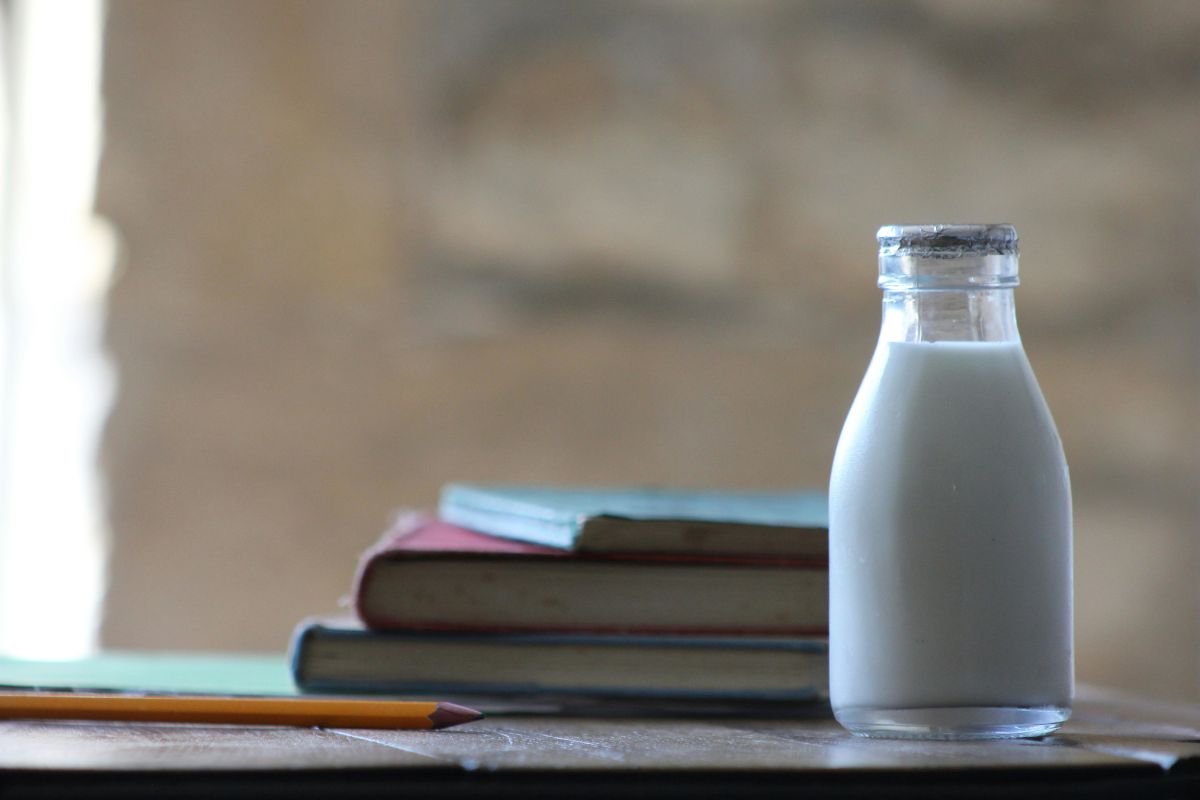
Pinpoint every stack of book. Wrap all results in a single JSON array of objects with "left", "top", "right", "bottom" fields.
[{"left": 290, "top": 484, "right": 829, "bottom": 705}]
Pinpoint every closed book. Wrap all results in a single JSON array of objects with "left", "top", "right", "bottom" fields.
[
  {"left": 439, "top": 484, "right": 828, "bottom": 557},
  {"left": 291, "top": 619, "right": 828, "bottom": 701},
  {"left": 352, "top": 515, "right": 828, "bottom": 636}
]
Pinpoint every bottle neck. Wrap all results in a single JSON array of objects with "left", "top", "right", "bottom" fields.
[{"left": 880, "top": 288, "right": 1020, "bottom": 344}]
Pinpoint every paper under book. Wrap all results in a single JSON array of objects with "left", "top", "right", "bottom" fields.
[
  {"left": 438, "top": 484, "right": 828, "bottom": 556},
  {"left": 353, "top": 516, "right": 828, "bottom": 636},
  {"left": 291, "top": 619, "right": 828, "bottom": 701}
]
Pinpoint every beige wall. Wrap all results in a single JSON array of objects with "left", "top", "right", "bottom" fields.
[{"left": 98, "top": 1, "right": 1199, "bottom": 700}]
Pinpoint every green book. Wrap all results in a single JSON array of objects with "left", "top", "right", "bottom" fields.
[{"left": 439, "top": 484, "right": 828, "bottom": 557}]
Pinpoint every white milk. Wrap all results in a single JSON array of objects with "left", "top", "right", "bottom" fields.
[{"left": 830, "top": 341, "right": 1072, "bottom": 720}]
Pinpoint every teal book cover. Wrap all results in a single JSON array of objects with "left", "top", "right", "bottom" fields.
[{"left": 439, "top": 484, "right": 828, "bottom": 552}]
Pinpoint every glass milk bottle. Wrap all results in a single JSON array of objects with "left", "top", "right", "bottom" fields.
[{"left": 829, "top": 224, "right": 1072, "bottom": 739}]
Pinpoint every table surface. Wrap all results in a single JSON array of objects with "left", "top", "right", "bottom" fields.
[{"left": 1, "top": 686, "right": 1198, "bottom": 799}]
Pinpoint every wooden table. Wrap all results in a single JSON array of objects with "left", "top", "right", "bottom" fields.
[{"left": 1, "top": 687, "right": 1197, "bottom": 798}]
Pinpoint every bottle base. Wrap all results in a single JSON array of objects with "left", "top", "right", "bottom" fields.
[{"left": 834, "top": 705, "right": 1070, "bottom": 740}]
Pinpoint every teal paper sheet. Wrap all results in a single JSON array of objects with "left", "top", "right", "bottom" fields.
[{"left": 0, "top": 651, "right": 296, "bottom": 696}]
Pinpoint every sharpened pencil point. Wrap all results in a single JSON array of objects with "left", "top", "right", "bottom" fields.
[{"left": 427, "top": 702, "right": 484, "bottom": 729}]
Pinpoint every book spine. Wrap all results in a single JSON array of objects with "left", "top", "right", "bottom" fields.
[
  {"left": 295, "top": 678, "right": 825, "bottom": 702},
  {"left": 355, "top": 615, "right": 828, "bottom": 637}
]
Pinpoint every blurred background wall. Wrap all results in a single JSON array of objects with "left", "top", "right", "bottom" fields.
[{"left": 96, "top": 1, "right": 1199, "bottom": 700}]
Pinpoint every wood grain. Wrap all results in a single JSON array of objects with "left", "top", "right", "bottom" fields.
[
  {"left": 0, "top": 695, "right": 1194, "bottom": 781},
  {"left": 343, "top": 716, "right": 1152, "bottom": 773},
  {"left": 0, "top": 723, "right": 428, "bottom": 771}
]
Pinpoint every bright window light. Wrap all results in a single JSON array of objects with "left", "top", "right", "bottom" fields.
[{"left": 0, "top": 0, "right": 112, "bottom": 659}]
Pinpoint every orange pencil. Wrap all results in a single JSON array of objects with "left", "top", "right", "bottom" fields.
[{"left": 0, "top": 692, "right": 483, "bottom": 730}]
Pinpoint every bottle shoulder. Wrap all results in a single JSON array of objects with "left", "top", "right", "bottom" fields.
[{"left": 832, "top": 339, "right": 1064, "bottom": 475}]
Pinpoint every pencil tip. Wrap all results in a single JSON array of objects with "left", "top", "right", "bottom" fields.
[{"left": 428, "top": 702, "right": 484, "bottom": 729}]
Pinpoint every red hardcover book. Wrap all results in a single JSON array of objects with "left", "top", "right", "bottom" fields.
[{"left": 352, "top": 514, "right": 827, "bottom": 636}]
